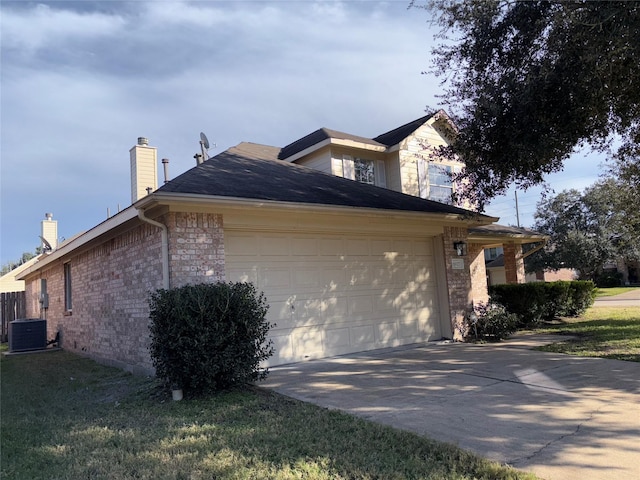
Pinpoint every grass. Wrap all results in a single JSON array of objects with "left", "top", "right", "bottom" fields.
[
  {"left": 595, "top": 286, "right": 639, "bottom": 297},
  {"left": 0, "top": 347, "right": 536, "bottom": 480},
  {"left": 534, "top": 306, "right": 640, "bottom": 362}
]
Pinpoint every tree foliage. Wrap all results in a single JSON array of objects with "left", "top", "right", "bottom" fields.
[
  {"left": 416, "top": 0, "right": 640, "bottom": 209},
  {"left": 1, "top": 252, "right": 38, "bottom": 276},
  {"left": 528, "top": 179, "right": 640, "bottom": 280}
]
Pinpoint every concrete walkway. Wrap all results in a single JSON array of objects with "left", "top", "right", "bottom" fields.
[
  {"left": 593, "top": 288, "right": 640, "bottom": 307},
  {"left": 260, "top": 335, "right": 640, "bottom": 480}
]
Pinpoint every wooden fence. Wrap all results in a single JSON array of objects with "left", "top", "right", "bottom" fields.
[{"left": 1, "top": 291, "right": 26, "bottom": 342}]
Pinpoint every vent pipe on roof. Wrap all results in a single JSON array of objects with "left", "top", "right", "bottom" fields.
[{"left": 162, "top": 158, "right": 170, "bottom": 184}]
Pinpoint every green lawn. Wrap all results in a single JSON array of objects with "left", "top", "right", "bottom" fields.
[
  {"left": 595, "top": 286, "right": 640, "bottom": 297},
  {"left": 535, "top": 306, "right": 640, "bottom": 361},
  {"left": 0, "top": 347, "right": 536, "bottom": 480}
]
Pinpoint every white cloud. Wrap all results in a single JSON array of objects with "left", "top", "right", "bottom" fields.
[{"left": 2, "top": 3, "right": 126, "bottom": 54}]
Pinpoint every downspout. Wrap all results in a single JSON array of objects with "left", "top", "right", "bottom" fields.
[{"left": 137, "top": 209, "right": 170, "bottom": 289}]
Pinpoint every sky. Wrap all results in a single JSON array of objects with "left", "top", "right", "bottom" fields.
[{"left": 0, "top": 0, "right": 606, "bottom": 266}]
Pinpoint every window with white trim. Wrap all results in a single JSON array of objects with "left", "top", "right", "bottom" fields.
[
  {"left": 418, "top": 159, "right": 456, "bottom": 204},
  {"left": 337, "top": 154, "right": 386, "bottom": 187},
  {"left": 428, "top": 164, "right": 453, "bottom": 204}
]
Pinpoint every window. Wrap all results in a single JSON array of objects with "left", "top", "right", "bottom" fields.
[
  {"left": 354, "top": 158, "right": 375, "bottom": 185},
  {"left": 64, "top": 262, "right": 72, "bottom": 311},
  {"left": 427, "top": 164, "right": 453, "bottom": 204},
  {"left": 338, "top": 155, "right": 386, "bottom": 187}
]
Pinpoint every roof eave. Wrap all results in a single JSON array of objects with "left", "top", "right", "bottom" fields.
[
  {"left": 138, "top": 191, "right": 494, "bottom": 225},
  {"left": 17, "top": 206, "right": 140, "bottom": 280}
]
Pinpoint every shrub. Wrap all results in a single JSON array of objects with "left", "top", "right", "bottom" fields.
[
  {"left": 488, "top": 283, "right": 548, "bottom": 326},
  {"left": 489, "top": 281, "right": 596, "bottom": 325},
  {"left": 465, "top": 302, "right": 519, "bottom": 341},
  {"left": 563, "top": 280, "right": 597, "bottom": 316},
  {"left": 148, "top": 282, "right": 274, "bottom": 394},
  {"left": 595, "top": 271, "right": 623, "bottom": 287}
]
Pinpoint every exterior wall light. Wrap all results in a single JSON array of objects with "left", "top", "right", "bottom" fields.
[{"left": 453, "top": 241, "right": 467, "bottom": 256}]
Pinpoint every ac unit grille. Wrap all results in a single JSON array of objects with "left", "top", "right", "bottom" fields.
[{"left": 9, "top": 319, "right": 47, "bottom": 352}]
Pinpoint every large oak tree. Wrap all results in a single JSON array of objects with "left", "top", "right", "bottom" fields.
[{"left": 416, "top": 0, "right": 640, "bottom": 209}]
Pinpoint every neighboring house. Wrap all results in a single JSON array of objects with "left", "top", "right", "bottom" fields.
[
  {"left": 0, "top": 214, "right": 58, "bottom": 294},
  {"left": 18, "top": 113, "right": 544, "bottom": 374},
  {"left": 484, "top": 247, "right": 577, "bottom": 286}
]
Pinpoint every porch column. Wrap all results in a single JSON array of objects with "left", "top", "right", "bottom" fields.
[
  {"left": 442, "top": 226, "right": 472, "bottom": 341},
  {"left": 468, "top": 243, "right": 489, "bottom": 305},
  {"left": 503, "top": 243, "right": 525, "bottom": 284}
]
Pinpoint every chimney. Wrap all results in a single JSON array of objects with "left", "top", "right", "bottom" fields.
[
  {"left": 41, "top": 213, "right": 58, "bottom": 251},
  {"left": 130, "top": 137, "right": 158, "bottom": 203}
]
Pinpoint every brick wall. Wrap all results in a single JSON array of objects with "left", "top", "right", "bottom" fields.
[
  {"left": 25, "top": 223, "right": 164, "bottom": 374},
  {"left": 167, "top": 212, "right": 225, "bottom": 287},
  {"left": 24, "top": 213, "right": 227, "bottom": 374},
  {"left": 503, "top": 243, "right": 525, "bottom": 284},
  {"left": 442, "top": 226, "right": 470, "bottom": 340},
  {"left": 468, "top": 242, "right": 489, "bottom": 305}
]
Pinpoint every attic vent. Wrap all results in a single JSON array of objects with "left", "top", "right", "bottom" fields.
[{"left": 137, "top": 137, "right": 149, "bottom": 146}]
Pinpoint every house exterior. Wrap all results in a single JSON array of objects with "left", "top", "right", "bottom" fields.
[{"left": 18, "top": 112, "right": 544, "bottom": 374}]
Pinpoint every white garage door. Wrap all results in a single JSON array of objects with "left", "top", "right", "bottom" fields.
[{"left": 225, "top": 231, "right": 442, "bottom": 365}]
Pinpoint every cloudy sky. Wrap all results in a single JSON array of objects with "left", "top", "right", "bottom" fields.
[{"left": 1, "top": 0, "right": 605, "bottom": 266}]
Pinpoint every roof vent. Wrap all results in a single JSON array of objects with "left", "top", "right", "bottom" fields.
[{"left": 137, "top": 137, "right": 149, "bottom": 146}]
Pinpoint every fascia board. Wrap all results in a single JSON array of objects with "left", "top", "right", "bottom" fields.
[
  {"left": 285, "top": 138, "right": 387, "bottom": 162},
  {"left": 467, "top": 232, "right": 548, "bottom": 245},
  {"left": 140, "top": 192, "right": 496, "bottom": 226},
  {"left": 282, "top": 138, "right": 332, "bottom": 162}
]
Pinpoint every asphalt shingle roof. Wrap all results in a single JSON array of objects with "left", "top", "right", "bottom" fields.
[
  {"left": 372, "top": 114, "right": 434, "bottom": 146},
  {"left": 278, "top": 128, "right": 385, "bottom": 160},
  {"left": 158, "top": 145, "right": 479, "bottom": 217}
]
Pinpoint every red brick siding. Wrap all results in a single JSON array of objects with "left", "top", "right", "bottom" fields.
[
  {"left": 167, "top": 212, "right": 225, "bottom": 287},
  {"left": 442, "top": 227, "right": 471, "bottom": 340},
  {"left": 503, "top": 243, "right": 525, "bottom": 284},
  {"left": 23, "top": 212, "right": 225, "bottom": 375},
  {"left": 468, "top": 243, "right": 489, "bottom": 305}
]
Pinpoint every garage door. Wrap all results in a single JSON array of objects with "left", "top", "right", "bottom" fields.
[{"left": 226, "top": 231, "right": 442, "bottom": 365}]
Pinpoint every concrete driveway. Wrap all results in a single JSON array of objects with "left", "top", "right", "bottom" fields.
[
  {"left": 593, "top": 288, "right": 640, "bottom": 307},
  {"left": 260, "top": 334, "right": 640, "bottom": 480}
]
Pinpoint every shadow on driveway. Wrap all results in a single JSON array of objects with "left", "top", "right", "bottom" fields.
[{"left": 260, "top": 334, "right": 640, "bottom": 480}]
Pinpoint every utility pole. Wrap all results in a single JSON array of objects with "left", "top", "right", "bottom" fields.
[{"left": 515, "top": 190, "right": 521, "bottom": 227}]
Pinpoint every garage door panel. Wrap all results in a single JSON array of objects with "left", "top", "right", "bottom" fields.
[
  {"left": 320, "top": 267, "right": 348, "bottom": 289},
  {"left": 226, "top": 266, "right": 258, "bottom": 284},
  {"left": 226, "top": 231, "right": 441, "bottom": 365},
  {"left": 291, "top": 237, "right": 318, "bottom": 256},
  {"left": 293, "top": 266, "right": 321, "bottom": 287},
  {"left": 376, "top": 321, "right": 398, "bottom": 343},
  {"left": 319, "top": 238, "right": 344, "bottom": 256},
  {"left": 348, "top": 294, "right": 374, "bottom": 315},
  {"left": 346, "top": 238, "right": 370, "bottom": 256},
  {"left": 225, "top": 234, "right": 258, "bottom": 256},
  {"left": 351, "top": 324, "right": 375, "bottom": 346},
  {"left": 260, "top": 267, "right": 291, "bottom": 289},
  {"left": 325, "top": 327, "right": 350, "bottom": 349}
]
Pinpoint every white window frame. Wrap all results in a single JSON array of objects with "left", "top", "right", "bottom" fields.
[{"left": 338, "top": 154, "right": 386, "bottom": 187}]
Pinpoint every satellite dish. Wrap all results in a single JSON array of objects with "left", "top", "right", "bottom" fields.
[
  {"left": 39, "top": 236, "right": 53, "bottom": 253},
  {"left": 200, "top": 132, "right": 210, "bottom": 150}
]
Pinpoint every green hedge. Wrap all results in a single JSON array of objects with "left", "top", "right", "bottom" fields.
[
  {"left": 149, "top": 282, "right": 274, "bottom": 394},
  {"left": 489, "top": 281, "right": 596, "bottom": 326}
]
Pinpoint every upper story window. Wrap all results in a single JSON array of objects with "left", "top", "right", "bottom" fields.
[
  {"left": 418, "top": 159, "right": 458, "bottom": 205},
  {"left": 354, "top": 158, "right": 375, "bottom": 185},
  {"left": 335, "top": 154, "right": 386, "bottom": 187},
  {"left": 428, "top": 164, "right": 453, "bottom": 204}
]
